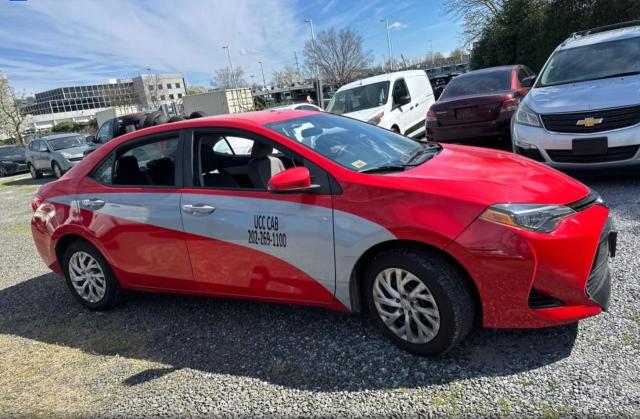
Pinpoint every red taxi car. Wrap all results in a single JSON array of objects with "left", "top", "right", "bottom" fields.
[{"left": 30, "top": 110, "right": 615, "bottom": 356}]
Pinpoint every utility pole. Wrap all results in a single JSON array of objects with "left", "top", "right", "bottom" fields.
[
  {"left": 258, "top": 61, "right": 266, "bottom": 89},
  {"left": 222, "top": 45, "right": 235, "bottom": 88},
  {"left": 381, "top": 19, "right": 394, "bottom": 71},
  {"left": 428, "top": 40, "right": 434, "bottom": 65},
  {"left": 294, "top": 52, "right": 300, "bottom": 76},
  {"left": 304, "top": 18, "right": 324, "bottom": 108}
]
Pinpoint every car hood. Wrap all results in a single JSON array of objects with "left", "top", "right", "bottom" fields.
[
  {"left": 526, "top": 75, "right": 640, "bottom": 114},
  {"left": 390, "top": 144, "right": 589, "bottom": 206},
  {"left": 342, "top": 105, "right": 386, "bottom": 122},
  {"left": 57, "top": 145, "right": 89, "bottom": 157}
]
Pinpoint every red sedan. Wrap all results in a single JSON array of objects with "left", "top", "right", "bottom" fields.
[
  {"left": 426, "top": 65, "right": 536, "bottom": 145},
  {"left": 30, "top": 110, "right": 615, "bottom": 356}
]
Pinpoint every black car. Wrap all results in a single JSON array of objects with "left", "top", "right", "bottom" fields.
[{"left": 0, "top": 145, "right": 28, "bottom": 177}]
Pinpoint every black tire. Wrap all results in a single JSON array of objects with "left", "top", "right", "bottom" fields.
[
  {"left": 390, "top": 125, "right": 400, "bottom": 134},
  {"left": 188, "top": 111, "right": 207, "bottom": 119},
  {"left": 142, "top": 111, "right": 162, "bottom": 128},
  {"left": 363, "top": 247, "right": 475, "bottom": 356},
  {"left": 62, "top": 240, "right": 121, "bottom": 310},
  {"left": 52, "top": 161, "right": 63, "bottom": 179},
  {"left": 28, "top": 163, "right": 42, "bottom": 179}
]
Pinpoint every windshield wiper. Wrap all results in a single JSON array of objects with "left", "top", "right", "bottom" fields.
[
  {"left": 589, "top": 71, "right": 640, "bottom": 81},
  {"left": 359, "top": 165, "right": 411, "bottom": 174},
  {"left": 406, "top": 143, "right": 442, "bottom": 165}
]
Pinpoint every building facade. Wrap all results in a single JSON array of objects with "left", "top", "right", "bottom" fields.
[{"left": 22, "top": 74, "right": 186, "bottom": 131}]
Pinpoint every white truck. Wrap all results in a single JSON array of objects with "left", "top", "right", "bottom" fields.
[{"left": 183, "top": 88, "right": 254, "bottom": 116}]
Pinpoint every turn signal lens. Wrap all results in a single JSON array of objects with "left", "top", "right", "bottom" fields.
[
  {"left": 426, "top": 109, "right": 438, "bottom": 122},
  {"left": 367, "top": 112, "right": 384, "bottom": 125},
  {"left": 480, "top": 204, "right": 576, "bottom": 233},
  {"left": 501, "top": 97, "right": 520, "bottom": 112}
]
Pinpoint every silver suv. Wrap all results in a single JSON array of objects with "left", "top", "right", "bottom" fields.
[
  {"left": 26, "top": 133, "right": 89, "bottom": 179},
  {"left": 512, "top": 21, "right": 640, "bottom": 169}
]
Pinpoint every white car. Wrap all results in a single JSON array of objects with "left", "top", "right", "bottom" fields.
[
  {"left": 326, "top": 70, "right": 435, "bottom": 138},
  {"left": 274, "top": 103, "right": 323, "bottom": 112}
]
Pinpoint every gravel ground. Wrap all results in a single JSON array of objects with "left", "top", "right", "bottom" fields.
[{"left": 0, "top": 171, "right": 638, "bottom": 417}]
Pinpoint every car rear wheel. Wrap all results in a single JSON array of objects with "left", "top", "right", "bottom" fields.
[
  {"left": 28, "top": 163, "right": 42, "bottom": 179},
  {"left": 62, "top": 240, "right": 121, "bottom": 310},
  {"left": 364, "top": 247, "right": 475, "bottom": 356},
  {"left": 52, "top": 162, "right": 63, "bottom": 179}
]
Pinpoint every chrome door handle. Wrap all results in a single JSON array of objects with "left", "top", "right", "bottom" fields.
[
  {"left": 182, "top": 204, "right": 215, "bottom": 216},
  {"left": 80, "top": 198, "right": 105, "bottom": 210}
]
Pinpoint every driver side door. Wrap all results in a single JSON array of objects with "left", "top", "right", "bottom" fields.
[{"left": 180, "top": 128, "right": 337, "bottom": 305}]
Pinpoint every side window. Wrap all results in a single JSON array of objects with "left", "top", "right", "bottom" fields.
[
  {"left": 96, "top": 120, "right": 113, "bottom": 143},
  {"left": 28, "top": 141, "right": 36, "bottom": 151},
  {"left": 194, "top": 131, "right": 331, "bottom": 193},
  {"left": 518, "top": 68, "right": 529, "bottom": 83},
  {"left": 39, "top": 141, "right": 49, "bottom": 152},
  {"left": 392, "top": 79, "right": 410, "bottom": 103},
  {"left": 93, "top": 136, "right": 179, "bottom": 186}
]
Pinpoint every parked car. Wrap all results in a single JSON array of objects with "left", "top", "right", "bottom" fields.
[
  {"left": 26, "top": 133, "right": 90, "bottom": 179},
  {"left": 326, "top": 70, "right": 435, "bottom": 138},
  {"left": 31, "top": 110, "right": 614, "bottom": 356},
  {"left": 426, "top": 65, "right": 535, "bottom": 145},
  {"left": 512, "top": 20, "right": 640, "bottom": 168},
  {"left": 275, "top": 103, "right": 323, "bottom": 111},
  {"left": 0, "top": 145, "right": 28, "bottom": 177}
]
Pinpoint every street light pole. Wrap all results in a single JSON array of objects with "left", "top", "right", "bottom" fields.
[
  {"left": 258, "top": 61, "right": 266, "bottom": 89},
  {"left": 222, "top": 45, "right": 235, "bottom": 88},
  {"left": 382, "top": 19, "right": 394, "bottom": 71},
  {"left": 428, "top": 40, "right": 434, "bottom": 65},
  {"left": 304, "top": 18, "right": 323, "bottom": 108}
]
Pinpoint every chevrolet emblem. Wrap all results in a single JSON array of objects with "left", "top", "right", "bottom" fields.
[{"left": 577, "top": 117, "right": 603, "bottom": 127}]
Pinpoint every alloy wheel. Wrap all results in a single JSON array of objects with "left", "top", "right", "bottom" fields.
[
  {"left": 53, "top": 163, "right": 62, "bottom": 178},
  {"left": 372, "top": 268, "right": 440, "bottom": 344},
  {"left": 68, "top": 251, "right": 107, "bottom": 303}
]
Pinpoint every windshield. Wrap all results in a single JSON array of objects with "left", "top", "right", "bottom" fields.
[
  {"left": 326, "top": 81, "right": 390, "bottom": 114},
  {"left": 47, "top": 135, "right": 85, "bottom": 151},
  {"left": 0, "top": 146, "right": 24, "bottom": 157},
  {"left": 265, "top": 113, "right": 433, "bottom": 172},
  {"left": 538, "top": 36, "right": 640, "bottom": 87},
  {"left": 440, "top": 70, "right": 511, "bottom": 99}
]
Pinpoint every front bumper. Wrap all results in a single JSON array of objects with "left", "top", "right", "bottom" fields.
[
  {"left": 1, "top": 161, "right": 28, "bottom": 174},
  {"left": 512, "top": 121, "right": 640, "bottom": 169},
  {"left": 447, "top": 200, "right": 613, "bottom": 329}
]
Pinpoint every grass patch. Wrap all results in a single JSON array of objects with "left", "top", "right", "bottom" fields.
[{"left": 498, "top": 399, "right": 511, "bottom": 416}]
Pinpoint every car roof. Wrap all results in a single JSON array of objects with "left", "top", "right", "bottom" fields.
[
  {"left": 38, "top": 133, "right": 83, "bottom": 141},
  {"left": 560, "top": 25, "right": 640, "bottom": 50},
  {"left": 338, "top": 70, "right": 427, "bottom": 91}
]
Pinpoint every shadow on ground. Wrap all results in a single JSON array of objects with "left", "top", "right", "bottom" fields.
[
  {"left": 1, "top": 174, "right": 53, "bottom": 187},
  {"left": 0, "top": 273, "right": 578, "bottom": 392}
]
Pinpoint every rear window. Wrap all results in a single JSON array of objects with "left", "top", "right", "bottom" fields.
[{"left": 440, "top": 71, "right": 511, "bottom": 99}]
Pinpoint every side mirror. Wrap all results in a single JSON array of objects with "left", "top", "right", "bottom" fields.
[
  {"left": 86, "top": 135, "right": 97, "bottom": 143},
  {"left": 268, "top": 167, "right": 319, "bottom": 194},
  {"left": 393, "top": 94, "right": 411, "bottom": 109},
  {"left": 521, "top": 75, "right": 536, "bottom": 88}
]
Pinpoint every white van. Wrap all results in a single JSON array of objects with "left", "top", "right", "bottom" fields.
[{"left": 326, "top": 70, "right": 434, "bottom": 138}]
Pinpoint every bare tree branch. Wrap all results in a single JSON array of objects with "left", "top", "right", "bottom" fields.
[
  {"left": 443, "top": 0, "right": 504, "bottom": 45},
  {"left": 211, "top": 67, "right": 247, "bottom": 89},
  {"left": 303, "top": 27, "right": 373, "bottom": 85}
]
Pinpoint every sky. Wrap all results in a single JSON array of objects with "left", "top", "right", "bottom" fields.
[{"left": 0, "top": 0, "right": 464, "bottom": 94}]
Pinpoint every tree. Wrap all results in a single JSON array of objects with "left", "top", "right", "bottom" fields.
[
  {"left": 443, "top": 0, "right": 504, "bottom": 45},
  {"left": 211, "top": 67, "right": 247, "bottom": 89},
  {"left": 303, "top": 27, "right": 373, "bottom": 85},
  {"left": 186, "top": 86, "right": 208, "bottom": 95},
  {"left": 0, "top": 76, "right": 26, "bottom": 145},
  {"left": 271, "top": 66, "right": 300, "bottom": 87}
]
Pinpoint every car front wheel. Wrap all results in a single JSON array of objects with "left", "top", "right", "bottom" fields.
[
  {"left": 62, "top": 240, "right": 121, "bottom": 310},
  {"left": 364, "top": 247, "right": 475, "bottom": 356},
  {"left": 52, "top": 161, "right": 63, "bottom": 178}
]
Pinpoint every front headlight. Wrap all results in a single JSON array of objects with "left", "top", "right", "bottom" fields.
[
  {"left": 480, "top": 204, "right": 575, "bottom": 233},
  {"left": 367, "top": 112, "right": 384, "bottom": 125},
  {"left": 61, "top": 152, "right": 73, "bottom": 159},
  {"left": 514, "top": 103, "right": 541, "bottom": 127}
]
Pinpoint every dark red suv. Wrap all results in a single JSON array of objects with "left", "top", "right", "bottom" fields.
[{"left": 426, "top": 65, "right": 535, "bottom": 146}]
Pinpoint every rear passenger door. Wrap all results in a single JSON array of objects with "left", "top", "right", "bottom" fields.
[
  {"left": 179, "top": 128, "right": 336, "bottom": 304},
  {"left": 76, "top": 131, "right": 195, "bottom": 290}
]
